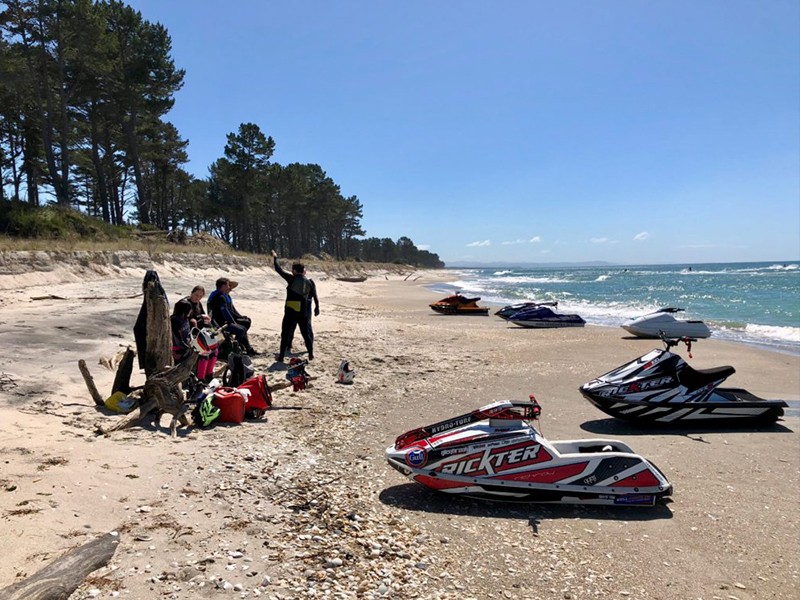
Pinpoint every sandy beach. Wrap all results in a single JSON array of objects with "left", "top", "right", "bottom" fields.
[{"left": 0, "top": 253, "right": 798, "bottom": 599}]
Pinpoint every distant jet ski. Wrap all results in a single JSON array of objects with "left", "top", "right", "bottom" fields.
[
  {"left": 386, "top": 399, "right": 672, "bottom": 506},
  {"left": 429, "top": 294, "right": 489, "bottom": 315},
  {"left": 495, "top": 301, "right": 558, "bottom": 320},
  {"left": 622, "top": 307, "right": 711, "bottom": 339},
  {"left": 508, "top": 305, "right": 585, "bottom": 328},
  {"left": 579, "top": 336, "right": 787, "bottom": 425}
]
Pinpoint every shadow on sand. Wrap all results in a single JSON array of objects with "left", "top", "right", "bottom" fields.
[
  {"left": 579, "top": 418, "right": 794, "bottom": 436},
  {"left": 379, "top": 483, "right": 673, "bottom": 530}
]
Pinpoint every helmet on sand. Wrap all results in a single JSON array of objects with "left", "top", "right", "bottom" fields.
[
  {"left": 337, "top": 360, "right": 355, "bottom": 384},
  {"left": 191, "top": 327, "right": 219, "bottom": 355}
]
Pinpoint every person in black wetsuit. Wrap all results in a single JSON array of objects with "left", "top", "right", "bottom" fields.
[
  {"left": 271, "top": 250, "right": 317, "bottom": 362},
  {"left": 170, "top": 300, "right": 193, "bottom": 365},
  {"left": 286, "top": 275, "right": 319, "bottom": 355}
]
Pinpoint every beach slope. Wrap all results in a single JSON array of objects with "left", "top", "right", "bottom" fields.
[{"left": 0, "top": 256, "right": 797, "bottom": 599}]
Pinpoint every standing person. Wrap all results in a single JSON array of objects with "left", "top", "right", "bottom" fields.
[
  {"left": 271, "top": 250, "right": 317, "bottom": 362},
  {"left": 207, "top": 277, "right": 260, "bottom": 356},
  {"left": 287, "top": 275, "right": 319, "bottom": 354},
  {"left": 306, "top": 276, "right": 320, "bottom": 343}
]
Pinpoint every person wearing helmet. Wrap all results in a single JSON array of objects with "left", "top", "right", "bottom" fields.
[{"left": 271, "top": 250, "right": 317, "bottom": 362}]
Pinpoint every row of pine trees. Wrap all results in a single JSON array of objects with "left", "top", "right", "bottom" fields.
[{"left": 0, "top": 0, "right": 444, "bottom": 267}]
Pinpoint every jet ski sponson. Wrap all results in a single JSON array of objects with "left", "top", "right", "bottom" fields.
[{"left": 386, "top": 400, "right": 672, "bottom": 506}]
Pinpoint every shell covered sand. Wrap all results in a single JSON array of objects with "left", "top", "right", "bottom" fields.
[{"left": 0, "top": 253, "right": 798, "bottom": 599}]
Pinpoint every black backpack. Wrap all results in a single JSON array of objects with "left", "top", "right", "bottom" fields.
[{"left": 223, "top": 345, "right": 255, "bottom": 388}]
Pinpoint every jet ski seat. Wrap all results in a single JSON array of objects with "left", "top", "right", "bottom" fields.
[{"left": 677, "top": 364, "right": 736, "bottom": 391}]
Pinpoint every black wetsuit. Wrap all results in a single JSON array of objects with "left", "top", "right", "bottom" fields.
[{"left": 274, "top": 257, "right": 314, "bottom": 360}]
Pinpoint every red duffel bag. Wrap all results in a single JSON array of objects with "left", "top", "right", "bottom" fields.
[{"left": 237, "top": 375, "right": 272, "bottom": 419}]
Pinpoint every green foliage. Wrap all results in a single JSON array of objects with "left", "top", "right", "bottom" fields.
[
  {"left": 0, "top": 1, "right": 445, "bottom": 267},
  {"left": 0, "top": 201, "right": 122, "bottom": 240}
]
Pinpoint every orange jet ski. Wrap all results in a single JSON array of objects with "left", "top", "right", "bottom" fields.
[{"left": 430, "top": 294, "right": 490, "bottom": 315}]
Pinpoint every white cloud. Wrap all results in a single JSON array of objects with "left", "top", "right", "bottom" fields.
[
  {"left": 590, "top": 237, "right": 609, "bottom": 244},
  {"left": 417, "top": 244, "right": 430, "bottom": 251},
  {"left": 502, "top": 236, "right": 542, "bottom": 245},
  {"left": 466, "top": 240, "right": 491, "bottom": 247},
  {"left": 633, "top": 232, "right": 649, "bottom": 241}
]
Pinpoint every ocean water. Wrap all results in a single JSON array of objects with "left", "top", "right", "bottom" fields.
[{"left": 431, "top": 262, "right": 800, "bottom": 355}]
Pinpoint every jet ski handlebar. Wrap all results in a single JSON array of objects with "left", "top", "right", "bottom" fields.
[{"left": 658, "top": 331, "right": 697, "bottom": 355}]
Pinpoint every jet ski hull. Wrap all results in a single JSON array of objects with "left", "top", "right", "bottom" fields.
[
  {"left": 495, "top": 301, "right": 558, "bottom": 320},
  {"left": 582, "top": 387, "right": 787, "bottom": 424},
  {"left": 511, "top": 318, "right": 585, "bottom": 328},
  {"left": 386, "top": 401, "right": 672, "bottom": 506},
  {"left": 622, "top": 308, "right": 711, "bottom": 339},
  {"left": 430, "top": 303, "right": 489, "bottom": 315},
  {"left": 430, "top": 294, "right": 489, "bottom": 315},
  {"left": 508, "top": 306, "right": 585, "bottom": 328}
]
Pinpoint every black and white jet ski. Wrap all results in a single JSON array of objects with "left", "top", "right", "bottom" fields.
[
  {"left": 579, "top": 336, "right": 787, "bottom": 424},
  {"left": 386, "top": 399, "right": 672, "bottom": 506}
]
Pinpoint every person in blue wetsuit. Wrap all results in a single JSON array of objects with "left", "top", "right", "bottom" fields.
[
  {"left": 207, "top": 277, "right": 259, "bottom": 356},
  {"left": 271, "top": 250, "right": 317, "bottom": 362}
]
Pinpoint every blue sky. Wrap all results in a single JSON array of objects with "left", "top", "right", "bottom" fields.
[{"left": 127, "top": 0, "right": 799, "bottom": 265}]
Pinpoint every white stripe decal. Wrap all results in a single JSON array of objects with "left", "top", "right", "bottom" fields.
[{"left": 656, "top": 408, "right": 695, "bottom": 422}]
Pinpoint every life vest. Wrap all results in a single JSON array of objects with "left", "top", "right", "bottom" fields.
[{"left": 286, "top": 275, "right": 312, "bottom": 312}]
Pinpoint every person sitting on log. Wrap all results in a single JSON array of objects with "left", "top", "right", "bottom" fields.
[{"left": 206, "top": 277, "right": 260, "bottom": 356}]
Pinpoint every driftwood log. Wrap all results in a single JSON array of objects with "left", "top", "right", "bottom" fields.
[
  {"left": 78, "top": 359, "right": 105, "bottom": 407},
  {"left": 0, "top": 532, "right": 119, "bottom": 600},
  {"left": 111, "top": 347, "right": 136, "bottom": 395},
  {"left": 98, "top": 354, "right": 198, "bottom": 438},
  {"left": 143, "top": 280, "right": 172, "bottom": 377}
]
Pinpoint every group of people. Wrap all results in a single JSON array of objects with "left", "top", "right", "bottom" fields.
[{"left": 169, "top": 251, "right": 320, "bottom": 381}]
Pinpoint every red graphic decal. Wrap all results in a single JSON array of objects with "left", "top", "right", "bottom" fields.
[
  {"left": 497, "top": 461, "right": 586, "bottom": 483},
  {"left": 614, "top": 469, "right": 660, "bottom": 488},
  {"left": 414, "top": 474, "right": 466, "bottom": 490},
  {"left": 430, "top": 432, "right": 486, "bottom": 448}
]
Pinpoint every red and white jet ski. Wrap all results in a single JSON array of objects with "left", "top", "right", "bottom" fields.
[{"left": 386, "top": 400, "right": 672, "bottom": 506}]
